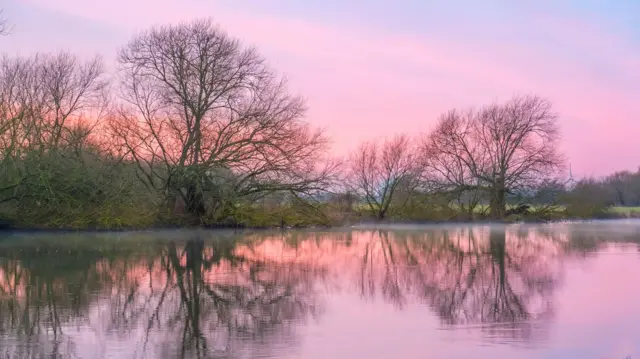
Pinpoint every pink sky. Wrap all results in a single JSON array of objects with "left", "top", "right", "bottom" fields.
[{"left": 3, "top": 0, "right": 640, "bottom": 176}]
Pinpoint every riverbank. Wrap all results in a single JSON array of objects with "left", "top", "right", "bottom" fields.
[{"left": 1, "top": 207, "right": 638, "bottom": 233}]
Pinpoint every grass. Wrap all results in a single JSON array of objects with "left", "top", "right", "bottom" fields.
[
  {"left": 608, "top": 206, "right": 640, "bottom": 214},
  {"left": 355, "top": 202, "right": 565, "bottom": 214}
]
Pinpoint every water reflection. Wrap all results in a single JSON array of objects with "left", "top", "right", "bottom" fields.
[
  {"left": 0, "top": 235, "right": 323, "bottom": 358},
  {"left": 0, "top": 221, "right": 639, "bottom": 358}
]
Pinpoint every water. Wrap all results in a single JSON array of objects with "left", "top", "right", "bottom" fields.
[{"left": 1, "top": 221, "right": 640, "bottom": 359}]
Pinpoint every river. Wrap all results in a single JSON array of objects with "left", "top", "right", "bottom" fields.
[{"left": 1, "top": 220, "right": 640, "bottom": 358}]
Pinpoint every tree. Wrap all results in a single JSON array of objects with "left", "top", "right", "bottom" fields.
[
  {"left": 0, "top": 52, "right": 127, "bottom": 227},
  {"left": 109, "top": 19, "right": 336, "bottom": 222},
  {"left": 0, "top": 52, "right": 107, "bottom": 155},
  {"left": 518, "top": 178, "right": 567, "bottom": 216},
  {"left": 629, "top": 169, "right": 640, "bottom": 206},
  {"left": 348, "top": 134, "right": 419, "bottom": 220},
  {"left": 561, "top": 178, "right": 610, "bottom": 218},
  {"left": 423, "top": 95, "right": 564, "bottom": 218},
  {"left": 0, "top": 9, "right": 9, "bottom": 36},
  {"left": 420, "top": 108, "right": 486, "bottom": 216},
  {"left": 603, "top": 170, "right": 640, "bottom": 206}
]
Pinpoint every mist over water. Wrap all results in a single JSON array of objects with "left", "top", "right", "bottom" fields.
[{"left": 1, "top": 220, "right": 640, "bottom": 358}]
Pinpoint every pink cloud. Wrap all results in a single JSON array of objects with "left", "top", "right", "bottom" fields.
[{"left": 18, "top": 0, "right": 640, "bottom": 175}]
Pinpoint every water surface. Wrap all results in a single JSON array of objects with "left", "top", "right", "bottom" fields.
[{"left": 1, "top": 221, "right": 640, "bottom": 358}]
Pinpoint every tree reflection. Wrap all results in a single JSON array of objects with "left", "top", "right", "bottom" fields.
[
  {"left": 0, "top": 235, "right": 324, "bottom": 359},
  {"left": 0, "top": 224, "right": 636, "bottom": 357},
  {"left": 105, "top": 237, "right": 324, "bottom": 359},
  {"left": 0, "top": 243, "right": 113, "bottom": 359},
  {"left": 353, "top": 226, "right": 571, "bottom": 342}
]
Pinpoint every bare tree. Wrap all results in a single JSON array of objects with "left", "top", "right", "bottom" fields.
[
  {"left": 348, "top": 134, "right": 419, "bottom": 220},
  {"left": 0, "top": 9, "right": 10, "bottom": 36},
  {"left": 0, "top": 52, "right": 108, "bottom": 213},
  {"left": 109, "top": 19, "right": 337, "bottom": 221},
  {"left": 420, "top": 108, "right": 486, "bottom": 216},
  {"left": 629, "top": 169, "right": 640, "bottom": 206},
  {"left": 423, "top": 95, "right": 564, "bottom": 218},
  {"left": 603, "top": 170, "right": 637, "bottom": 206},
  {"left": 0, "top": 52, "right": 107, "bottom": 154}
]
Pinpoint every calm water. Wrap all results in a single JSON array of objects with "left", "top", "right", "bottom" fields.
[{"left": 1, "top": 221, "right": 640, "bottom": 359}]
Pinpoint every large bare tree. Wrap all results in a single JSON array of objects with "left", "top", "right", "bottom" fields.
[
  {"left": 423, "top": 95, "right": 564, "bottom": 218},
  {"left": 348, "top": 134, "right": 420, "bottom": 220},
  {"left": 109, "top": 19, "right": 336, "bottom": 221}
]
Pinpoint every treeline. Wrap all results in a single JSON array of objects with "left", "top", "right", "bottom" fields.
[
  {"left": 0, "top": 17, "right": 634, "bottom": 229},
  {"left": 598, "top": 170, "right": 640, "bottom": 206},
  {"left": 563, "top": 169, "right": 640, "bottom": 216}
]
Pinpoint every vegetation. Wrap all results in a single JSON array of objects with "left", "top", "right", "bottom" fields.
[
  {"left": 0, "top": 14, "right": 637, "bottom": 230},
  {"left": 0, "top": 9, "right": 9, "bottom": 36}
]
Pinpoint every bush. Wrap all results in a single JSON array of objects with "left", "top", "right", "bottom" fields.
[
  {"left": 0, "top": 148, "right": 157, "bottom": 229},
  {"left": 561, "top": 179, "right": 610, "bottom": 218}
]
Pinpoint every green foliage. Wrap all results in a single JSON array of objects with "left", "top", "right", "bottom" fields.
[
  {"left": 560, "top": 179, "right": 610, "bottom": 218},
  {"left": 0, "top": 148, "right": 158, "bottom": 229},
  {"left": 224, "top": 198, "right": 333, "bottom": 228},
  {"left": 607, "top": 206, "right": 640, "bottom": 218},
  {"left": 0, "top": 146, "right": 630, "bottom": 230},
  {"left": 390, "top": 202, "right": 469, "bottom": 221}
]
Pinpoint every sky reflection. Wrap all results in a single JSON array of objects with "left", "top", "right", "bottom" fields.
[{"left": 0, "top": 222, "right": 640, "bottom": 358}]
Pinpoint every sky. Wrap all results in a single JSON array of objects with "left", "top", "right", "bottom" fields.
[{"left": 1, "top": 0, "right": 639, "bottom": 176}]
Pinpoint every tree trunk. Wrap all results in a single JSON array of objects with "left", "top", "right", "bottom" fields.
[
  {"left": 489, "top": 228, "right": 506, "bottom": 283},
  {"left": 616, "top": 189, "right": 625, "bottom": 206},
  {"left": 489, "top": 184, "right": 506, "bottom": 219},
  {"left": 185, "top": 184, "right": 206, "bottom": 220},
  {"left": 185, "top": 239, "right": 204, "bottom": 271},
  {"left": 377, "top": 208, "right": 387, "bottom": 221}
]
